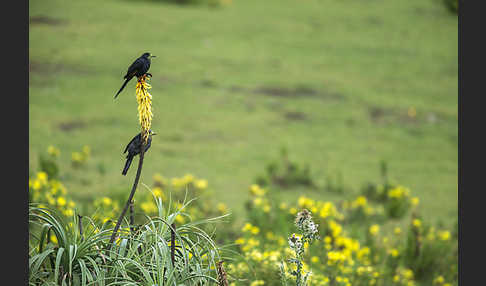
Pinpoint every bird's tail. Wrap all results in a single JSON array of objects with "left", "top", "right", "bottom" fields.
[
  {"left": 122, "top": 156, "right": 133, "bottom": 176},
  {"left": 114, "top": 77, "right": 131, "bottom": 99}
]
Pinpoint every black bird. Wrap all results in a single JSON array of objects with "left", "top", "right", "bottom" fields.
[
  {"left": 122, "top": 130, "right": 157, "bottom": 176},
  {"left": 114, "top": 52, "right": 156, "bottom": 99}
]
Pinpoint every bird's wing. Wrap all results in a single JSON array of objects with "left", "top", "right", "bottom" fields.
[
  {"left": 123, "top": 133, "right": 141, "bottom": 154},
  {"left": 125, "top": 57, "right": 145, "bottom": 78}
]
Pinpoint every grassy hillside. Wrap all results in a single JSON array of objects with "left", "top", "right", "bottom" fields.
[{"left": 29, "top": 0, "right": 457, "bottom": 224}]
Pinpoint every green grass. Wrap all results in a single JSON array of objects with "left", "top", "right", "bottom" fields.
[{"left": 29, "top": 0, "right": 457, "bottom": 225}]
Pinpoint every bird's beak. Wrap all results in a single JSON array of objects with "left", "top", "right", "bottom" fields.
[{"left": 150, "top": 55, "right": 157, "bottom": 58}]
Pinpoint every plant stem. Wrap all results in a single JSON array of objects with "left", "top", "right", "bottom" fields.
[
  {"left": 78, "top": 214, "right": 84, "bottom": 242},
  {"left": 107, "top": 141, "right": 146, "bottom": 251},
  {"left": 129, "top": 200, "right": 135, "bottom": 234},
  {"left": 170, "top": 222, "right": 176, "bottom": 266}
]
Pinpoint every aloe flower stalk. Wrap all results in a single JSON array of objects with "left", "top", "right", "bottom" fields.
[
  {"left": 108, "top": 74, "right": 154, "bottom": 251},
  {"left": 135, "top": 74, "right": 153, "bottom": 143}
]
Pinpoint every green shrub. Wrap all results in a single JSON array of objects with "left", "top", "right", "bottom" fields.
[{"left": 255, "top": 148, "right": 315, "bottom": 189}]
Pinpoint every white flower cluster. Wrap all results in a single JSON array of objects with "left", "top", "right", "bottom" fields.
[
  {"left": 295, "top": 209, "right": 319, "bottom": 241},
  {"left": 288, "top": 233, "right": 304, "bottom": 257}
]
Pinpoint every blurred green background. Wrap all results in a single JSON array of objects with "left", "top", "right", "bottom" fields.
[{"left": 29, "top": 0, "right": 457, "bottom": 224}]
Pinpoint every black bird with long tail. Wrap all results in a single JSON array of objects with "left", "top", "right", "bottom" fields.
[
  {"left": 122, "top": 130, "right": 156, "bottom": 175},
  {"left": 114, "top": 52, "right": 156, "bottom": 99}
]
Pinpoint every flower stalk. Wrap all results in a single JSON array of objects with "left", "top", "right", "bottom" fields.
[
  {"left": 108, "top": 74, "right": 153, "bottom": 251},
  {"left": 281, "top": 209, "right": 320, "bottom": 286},
  {"left": 135, "top": 75, "right": 153, "bottom": 143}
]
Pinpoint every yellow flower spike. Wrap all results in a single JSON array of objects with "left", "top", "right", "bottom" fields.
[{"left": 135, "top": 75, "right": 153, "bottom": 142}]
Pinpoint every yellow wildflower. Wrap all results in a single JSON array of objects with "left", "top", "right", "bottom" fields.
[
  {"left": 63, "top": 208, "right": 74, "bottom": 217},
  {"left": 438, "top": 230, "right": 450, "bottom": 241},
  {"left": 57, "top": 197, "right": 67, "bottom": 207},
  {"left": 369, "top": 224, "right": 380, "bottom": 236},
  {"left": 82, "top": 145, "right": 91, "bottom": 156},
  {"left": 250, "top": 280, "right": 265, "bottom": 286},
  {"left": 354, "top": 196, "right": 367, "bottom": 207},
  {"left": 102, "top": 197, "right": 112, "bottom": 206},
  {"left": 412, "top": 219, "right": 421, "bottom": 228},
  {"left": 265, "top": 231, "right": 275, "bottom": 240},
  {"left": 195, "top": 179, "right": 208, "bottom": 189},
  {"left": 140, "top": 201, "right": 157, "bottom": 214},
  {"left": 242, "top": 223, "right": 253, "bottom": 232},
  {"left": 152, "top": 187, "right": 164, "bottom": 198},
  {"left": 47, "top": 145, "right": 60, "bottom": 157},
  {"left": 411, "top": 197, "right": 419, "bottom": 206},
  {"left": 433, "top": 275, "right": 444, "bottom": 284},
  {"left": 32, "top": 180, "right": 42, "bottom": 191},
  {"left": 253, "top": 197, "right": 262, "bottom": 206},
  {"left": 235, "top": 238, "right": 245, "bottom": 245},
  {"left": 262, "top": 204, "right": 271, "bottom": 213},
  {"left": 249, "top": 184, "right": 266, "bottom": 196},
  {"left": 217, "top": 203, "right": 228, "bottom": 213},
  {"left": 324, "top": 236, "right": 332, "bottom": 244},
  {"left": 250, "top": 226, "right": 260, "bottom": 235},
  {"left": 403, "top": 269, "right": 414, "bottom": 280},
  {"left": 175, "top": 215, "right": 185, "bottom": 224},
  {"left": 388, "top": 248, "right": 399, "bottom": 257},
  {"left": 50, "top": 235, "right": 58, "bottom": 244}
]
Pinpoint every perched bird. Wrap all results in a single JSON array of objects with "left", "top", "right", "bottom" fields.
[
  {"left": 114, "top": 52, "right": 156, "bottom": 99},
  {"left": 122, "top": 130, "right": 157, "bottom": 176}
]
